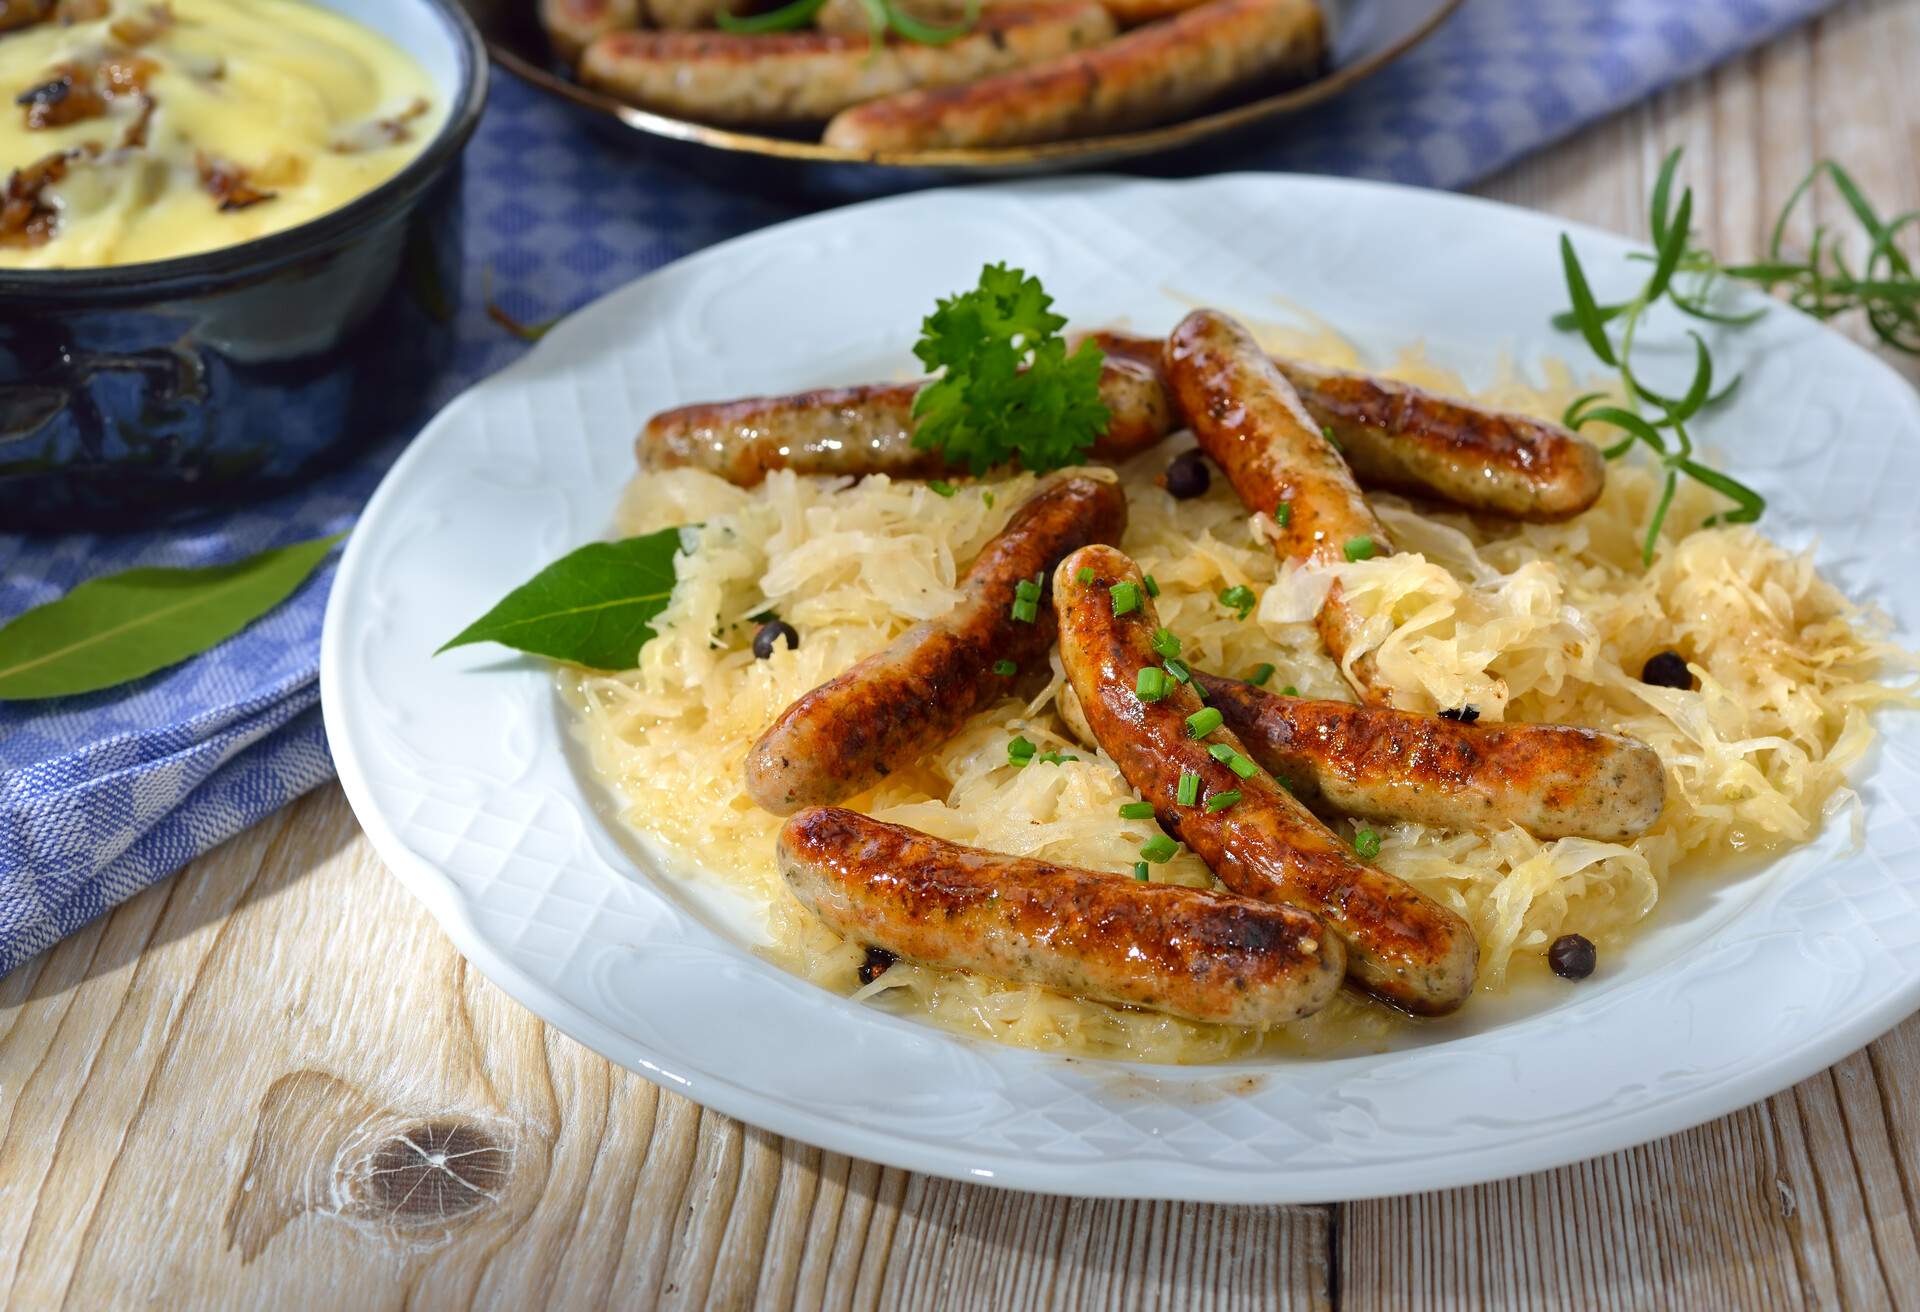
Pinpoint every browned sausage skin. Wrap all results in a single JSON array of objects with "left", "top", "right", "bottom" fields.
[
  {"left": 779, "top": 806, "right": 1346, "bottom": 1027},
  {"left": 639, "top": 356, "right": 1176, "bottom": 487},
  {"left": 1053, "top": 543, "right": 1478, "bottom": 1015},
  {"left": 1165, "top": 309, "right": 1397, "bottom": 705},
  {"left": 1191, "top": 672, "right": 1666, "bottom": 842},
  {"left": 745, "top": 476, "right": 1127, "bottom": 815},
  {"left": 539, "top": 0, "right": 641, "bottom": 65},
  {"left": 822, "top": 0, "right": 1326, "bottom": 152},
  {"left": 1087, "top": 331, "right": 1607, "bottom": 523},
  {"left": 580, "top": 4, "right": 1116, "bottom": 127}
]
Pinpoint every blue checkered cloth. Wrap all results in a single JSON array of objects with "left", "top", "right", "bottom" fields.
[{"left": 0, "top": 0, "right": 1834, "bottom": 974}]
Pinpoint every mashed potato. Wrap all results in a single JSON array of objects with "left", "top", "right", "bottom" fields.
[{"left": 568, "top": 339, "right": 1916, "bottom": 1063}]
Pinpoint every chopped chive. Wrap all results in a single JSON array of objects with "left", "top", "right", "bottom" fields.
[
  {"left": 1075, "top": 565, "right": 1095, "bottom": 585},
  {"left": 1011, "top": 599, "right": 1038, "bottom": 623},
  {"left": 1280, "top": 685, "right": 1299, "bottom": 697},
  {"left": 1275, "top": 501, "right": 1292, "bottom": 528},
  {"left": 1135, "top": 667, "right": 1170, "bottom": 701},
  {"left": 1037, "top": 750, "right": 1078, "bottom": 765},
  {"left": 1163, "top": 657, "right": 1192, "bottom": 684},
  {"left": 1176, "top": 771, "right": 1200, "bottom": 807},
  {"left": 929, "top": 479, "right": 956, "bottom": 497},
  {"left": 1205, "top": 789, "right": 1243, "bottom": 813},
  {"left": 1110, "top": 581, "right": 1140, "bottom": 616},
  {"left": 1015, "top": 578, "right": 1041, "bottom": 602},
  {"left": 1208, "top": 743, "right": 1237, "bottom": 764},
  {"left": 982, "top": 490, "right": 994, "bottom": 507},
  {"left": 1119, "top": 801, "right": 1156, "bottom": 819},
  {"left": 1322, "top": 424, "right": 1342, "bottom": 451},
  {"left": 1343, "top": 536, "right": 1377, "bottom": 562},
  {"left": 1140, "top": 834, "right": 1179, "bottom": 864},
  {"left": 1219, "top": 584, "right": 1256, "bottom": 620},
  {"left": 1150, "top": 628, "right": 1181, "bottom": 659},
  {"left": 1186, "top": 707, "right": 1224, "bottom": 738},
  {"left": 1133, "top": 861, "right": 1150, "bottom": 882},
  {"left": 1249, "top": 663, "right": 1276, "bottom": 687},
  {"left": 1354, "top": 828, "right": 1382, "bottom": 859},
  {"left": 1227, "top": 752, "right": 1258, "bottom": 780},
  {"left": 992, "top": 659, "right": 1017, "bottom": 676},
  {"left": 1143, "top": 574, "right": 1160, "bottom": 598},
  {"left": 1007, "top": 735, "right": 1036, "bottom": 766}
]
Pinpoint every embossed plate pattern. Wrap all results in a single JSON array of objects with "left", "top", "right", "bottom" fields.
[{"left": 322, "top": 174, "right": 1920, "bottom": 1202}]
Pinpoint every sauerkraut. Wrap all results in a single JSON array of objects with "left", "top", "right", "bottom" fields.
[{"left": 569, "top": 339, "right": 1916, "bottom": 1063}]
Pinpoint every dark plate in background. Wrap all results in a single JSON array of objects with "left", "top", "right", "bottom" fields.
[{"left": 460, "top": 0, "right": 1462, "bottom": 184}]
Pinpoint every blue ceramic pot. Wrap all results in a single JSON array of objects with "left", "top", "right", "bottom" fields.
[{"left": 0, "top": 0, "right": 489, "bottom": 533}]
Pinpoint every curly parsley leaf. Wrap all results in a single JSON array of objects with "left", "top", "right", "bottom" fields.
[{"left": 910, "top": 263, "right": 1110, "bottom": 475}]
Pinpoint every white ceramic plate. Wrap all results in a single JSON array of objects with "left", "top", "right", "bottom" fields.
[{"left": 322, "top": 174, "right": 1920, "bottom": 1203}]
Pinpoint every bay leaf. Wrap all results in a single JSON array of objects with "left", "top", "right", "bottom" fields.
[
  {"left": 437, "top": 526, "right": 692, "bottom": 671},
  {"left": 0, "top": 533, "right": 346, "bottom": 701}
]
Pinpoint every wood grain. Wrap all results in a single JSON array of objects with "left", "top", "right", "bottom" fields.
[{"left": 5, "top": 2, "right": 1920, "bottom": 1305}]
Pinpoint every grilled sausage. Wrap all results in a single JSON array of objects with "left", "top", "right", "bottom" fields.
[
  {"left": 1191, "top": 672, "right": 1666, "bottom": 841},
  {"left": 779, "top": 806, "right": 1345, "bottom": 1026},
  {"left": 1087, "top": 331, "right": 1606, "bottom": 523},
  {"left": 815, "top": 0, "right": 1034, "bottom": 33},
  {"left": 1053, "top": 544, "right": 1478, "bottom": 1014},
  {"left": 746, "top": 476, "right": 1127, "bottom": 814},
  {"left": 640, "top": 356, "right": 1176, "bottom": 486},
  {"left": 579, "top": 4, "right": 1116, "bottom": 126},
  {"left": 1166, "top": 308, "right": 1398, "bottom": 705},
  {"left": 822, "top": 0, "right": 1325, "bottom": 152},
  {"left": 540, "top": 0, "right": 641, "bottom": 64}
]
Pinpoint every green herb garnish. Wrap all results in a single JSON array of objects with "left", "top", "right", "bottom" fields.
[
  {"left": 1205, "top": 790, "right": 1242, "bottom": 813},
  {"left": 1150, "top": 628, "right": 1181, "bottom": 660},
  {"left": 1133, "top": 861, "right": 1150, "bottom": 881},
  {"left": 992, "top": 659, "right": 1017, "bottom": 676},
  {"left": 1007, "top": 735, "right": 1037, "bottom": 766},
  {"left": 0, "top": 534, "right": 345, "bottom": 701},
  {"left": 1343, "top": 536, "right": 1376, "bottom": 562},
  {"left": 1354, "top": 828, "right": 1382, "bottom": 860},
  {"left": 1176, "top": 770, "right": 1200, "bottom": 807},
  {"left": 911, "top": 263, "right": 1111, "bottom": 475},
  {"left": 1119, "top": 801, "right": 1156, "bottom": 819},
  {"left": 1142, "top": 574, "right": 1160, "bottom": 598},
  {"left": 928, "top": 479, "right": 957, "bottom": 497},
  {"left": 1549, "top": 147, "right": 1870, "bottom": 562},
  {"left": 440, "top": 527, "right": 690, "bottom": 672},
  {"left": 1140, "top": 834, "right": 1179, "bottom": 864},
  {"left": 1275, "top": 501, "right": 1292, "bottom": 528},
  {"left": 1249, "top": 662, "right": 1276, "bottom": 687},
  {"left": 1110, "top": 581, "right": 1140, "bottom": 616},
  {"left": 1075, "top": 566, "right": 1095, "bottom": 584},
  {"left": 1185, "top": 707, "right": 1223, "bottom": 738},
  {"left": 1135, "top": 667, "right": 1170, "bottom": 702},
  {"left": 1218, "top": 584, "right": 1255, "bottom": 620}
]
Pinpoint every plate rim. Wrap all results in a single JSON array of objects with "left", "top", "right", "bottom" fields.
[
  {"left": 322, "top": 170, "right": 1920, "bottom": 1201},
  {"left": 476, "top": 0, "right": 1465, "bottom": 173}
]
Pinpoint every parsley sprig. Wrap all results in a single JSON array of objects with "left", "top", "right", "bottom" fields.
[
  {"left": 911, "top": 263, "right": 1110, "bottom": 475},
  {"left": 1556, "top": 149, "right": 1920, "bottom": 564}
]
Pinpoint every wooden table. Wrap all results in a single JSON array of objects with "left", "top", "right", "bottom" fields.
[{"left": 8, "top": 3, "right": 1920, "bottom": 1304}]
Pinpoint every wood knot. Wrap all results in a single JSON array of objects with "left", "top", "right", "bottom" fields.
[{"left": 357, "top": 1120, "right": 511, "bottom": 1225}]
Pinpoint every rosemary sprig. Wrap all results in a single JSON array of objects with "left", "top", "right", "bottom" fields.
[
  {"left": 1556, "top": 152, "right": 1920, "bottom": 562},
  {"left": 1553, "top": 148, "right": 1769, "bottom": 565}
]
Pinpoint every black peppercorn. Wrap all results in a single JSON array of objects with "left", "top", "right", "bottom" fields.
[
  {"left": 1438, "top": 705, "right": 1481, "bottom": 723},
  {"left": 752, "top": 619, "right": 799, "bottom": 659},
  {"left": 857, "top": 946, "right": 896, "bottom": 985},
  {"left": 1548, "top": 933, "right": 1597, "bottom": 980},
  {"left": 1640, "top": 650, "right": 1693, "bottom": 689},
  {"left": 1163, "top": 449, "right": 1210, "bottom": 499}
]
